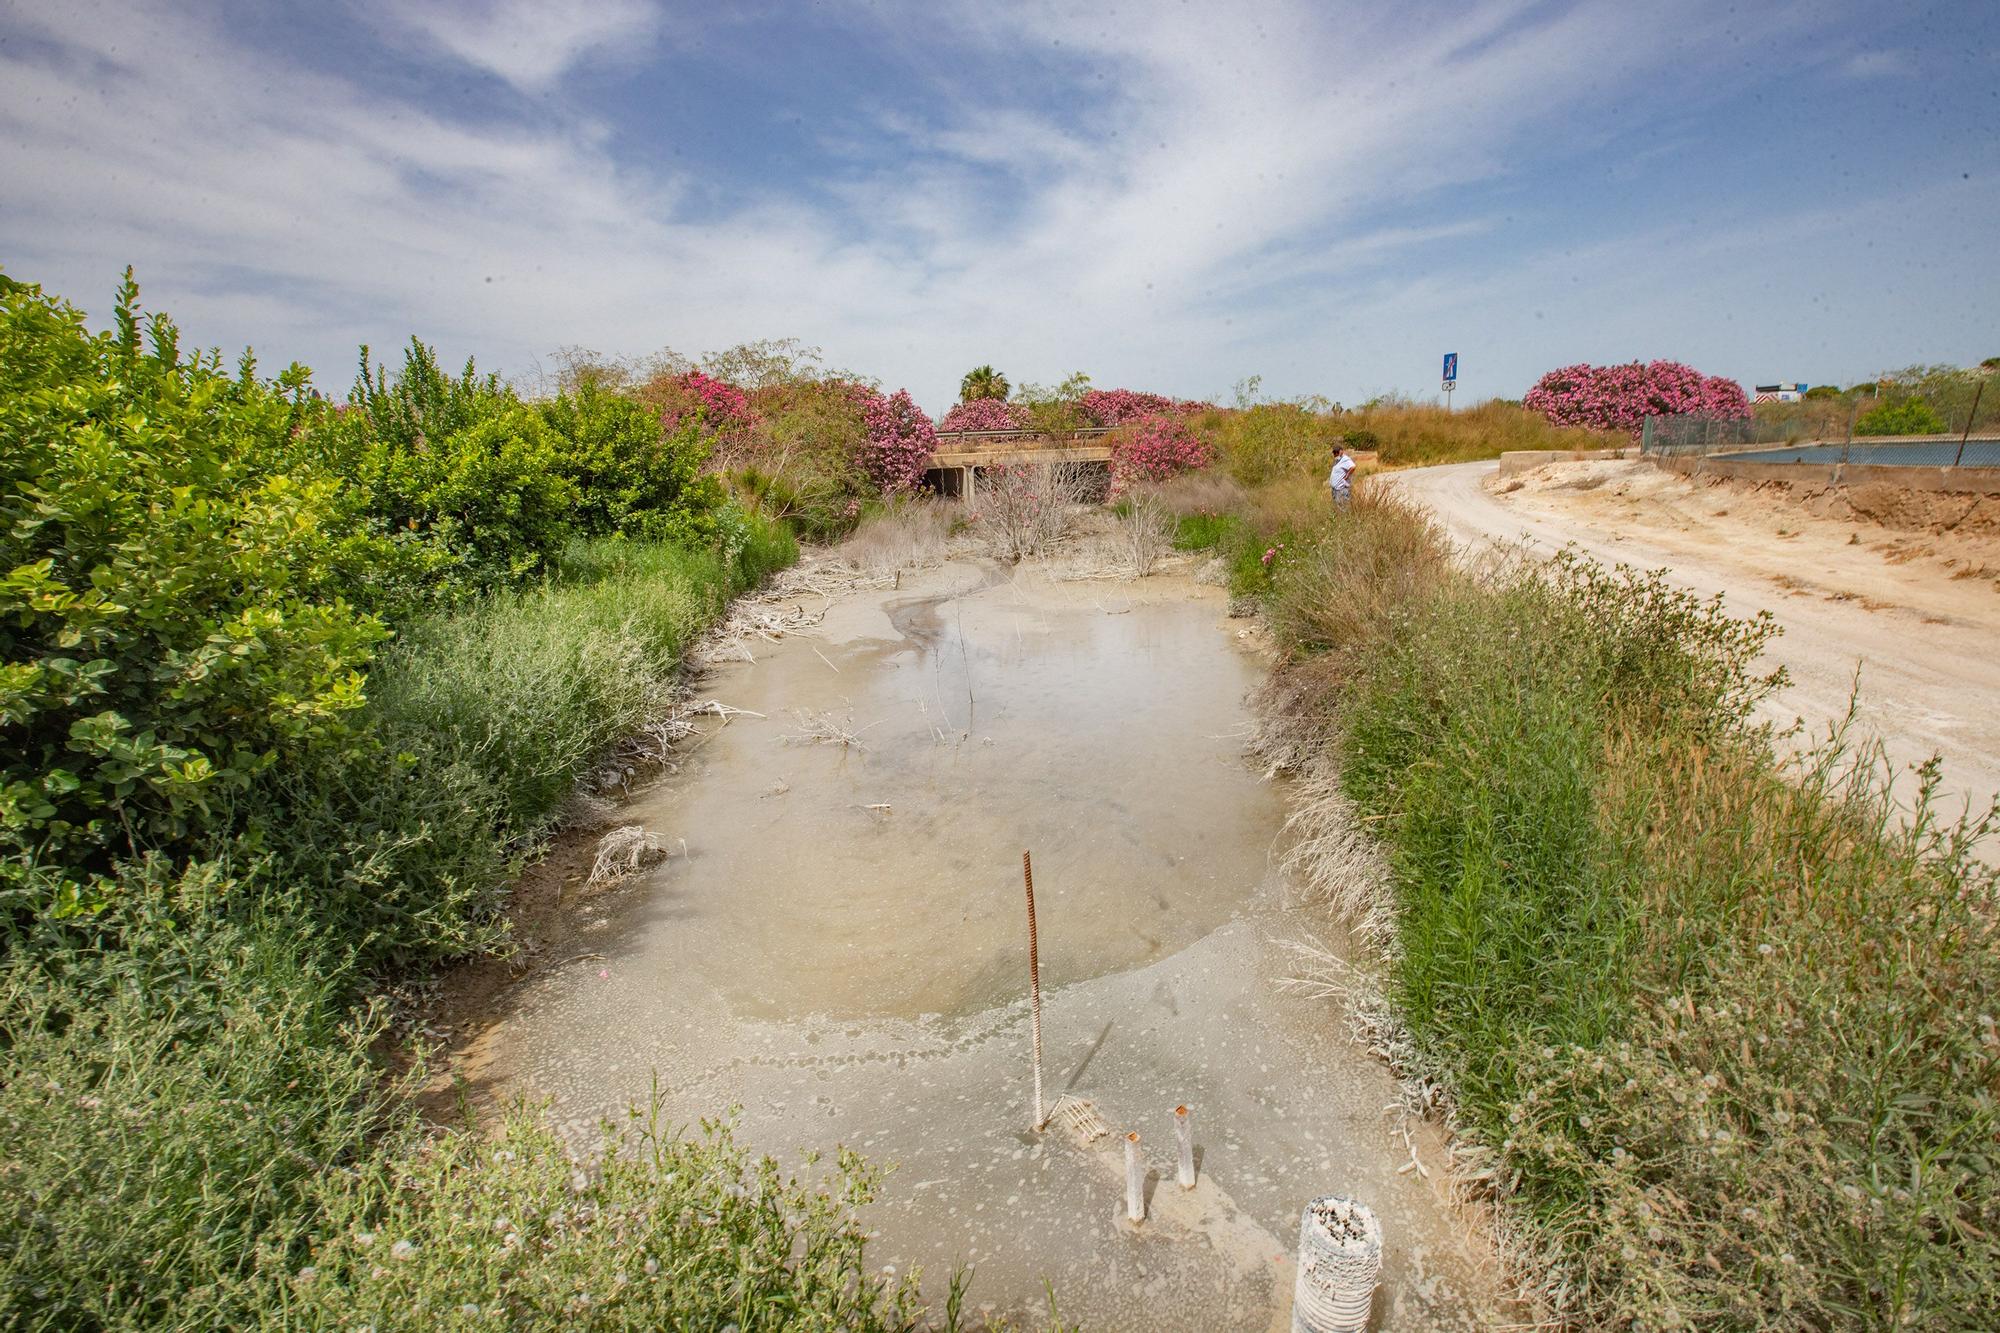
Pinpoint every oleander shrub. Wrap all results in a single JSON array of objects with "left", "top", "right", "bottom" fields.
[
  {"left": 637, "top": 368, "right": 757, "bottom": 445},
  {"left": 939, "top": 398, "right": 1029, "bottom": 432},
  {"left": 856, "top": 387, "right": 938, "bottom": 494},
  {"left": 1107, "top": 412, "right": 1212, "bottom": 492},
  {"left": 1079, "top": 387, "right": 1180, "bottom": 426},
  {"left": 1525, "top": 361, "right": 1749, "bottom": 437}
]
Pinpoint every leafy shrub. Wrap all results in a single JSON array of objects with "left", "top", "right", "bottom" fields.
[
  {"left": 1524, "top": 361, "right": 1749, "bottom": 436},
  {"left": 938, "top": 398, "right": 1029, "bottom": 432},
  {"left": 0, "top": 272, "right": 384, "bottom": 911},
  {"left": 1107, "top": 413, "right": 1212, "bottom": 492},
  {"left": 263, "top": 1108, "right": 928, "bottom": 1331},
  {"left": 0, "top": 860, "right": 395, "bottom": 1326},
  {"left": 360, "top": 405, "right": 582, "bottom": 588},
  {"left": 856, "top": 387, "right": 938, "bottom": 493},
  {"left": 1193, "top": 402, "right": 1346, "bottom": 484},
  {"left": 1855, "top": 396, "right": 1948, "bottom": 437},
  {"left": 539, "top": 382, "right": 721, "bottom": 542},
  {"left": 1079, "top": 387, "right": 1180, "bottom": 425},
  {"left": 1015, "top": 372, "right": 1095, "bottom": 438}
]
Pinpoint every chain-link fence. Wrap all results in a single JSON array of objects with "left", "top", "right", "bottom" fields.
[{"left": 1642, "top": 370, "right": 1998, "bottom": 464}]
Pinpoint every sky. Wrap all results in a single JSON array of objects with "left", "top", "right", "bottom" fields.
[{"left": 2, "top": 0, "right": 1996, "bottom": 414}]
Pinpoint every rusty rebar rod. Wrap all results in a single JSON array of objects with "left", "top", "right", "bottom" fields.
[
  {"left": 1024, "top": 850, "right": 1045, "bottom": 1131},
  {"left": 1175, "top": 1105, "right": 1196, "bottom": 1189},
  {"left": 1125, "top": 1132, "right": 1146, "bottom": 1223}
]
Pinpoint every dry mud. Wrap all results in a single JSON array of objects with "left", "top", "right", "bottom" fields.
[{"left": 423, "top": 558, "right": 1518, "bottom": 1331}]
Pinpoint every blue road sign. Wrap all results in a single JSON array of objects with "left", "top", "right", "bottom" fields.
[{"left": 1442, "top": 353, "right": 1459, "bottom": 383}]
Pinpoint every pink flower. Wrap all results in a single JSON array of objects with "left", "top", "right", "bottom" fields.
[
  {"left": 939, "top": 399, "right": 1030, "bottom": 432},
  {"left": 1523, "top": 360, "right": 1749, "bottom": 437},
  {"left": 659, "top": 370, "right": 757, "bottom": 439},
  {"left": 847, "top": 385, "right": 938, "bottom": 493},
  {"left": 1108, "top": 412, "right": 1213, "bottom": 493}
]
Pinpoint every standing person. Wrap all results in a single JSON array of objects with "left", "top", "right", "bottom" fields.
[{"left": 1328, "top": 444, "right": 1356, "bottom": 508}]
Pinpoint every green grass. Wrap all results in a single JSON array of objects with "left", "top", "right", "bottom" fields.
[
  {"left": 1258, "top": 493, "right": 2000, "bottom": 1328},
  {"left": 1172, "top": 511, "right": 1240, "bottom": 551}
]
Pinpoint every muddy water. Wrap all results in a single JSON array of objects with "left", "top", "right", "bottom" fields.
[{"left": 445, "top": 561, "right": 1510, "bottom": 1330}]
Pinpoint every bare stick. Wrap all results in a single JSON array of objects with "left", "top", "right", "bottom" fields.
[
  {"left": 1024, "top": 850, "right": 1045, "bottom": 1131},
  {"left": 1175, "top": 1105, "right": 1195, "bottom": 1189},
  {"left": 1125, "top": 1133, "right": 1145, "bottom": 1223}
]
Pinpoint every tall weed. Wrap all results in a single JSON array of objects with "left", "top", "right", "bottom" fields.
[{"left": 1259, "top": 495, "right": 1998, "bottom": 1327}]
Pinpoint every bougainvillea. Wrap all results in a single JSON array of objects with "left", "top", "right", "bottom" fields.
[
  {"left": 938, "top": 399, "right": 1030, "bottom": 432},
  {"left": 1080, "top": 388, "right": 1181, "bottom": 426},
  {"left": 1108, "top": 412, "right": 1213, "bottom": 492},
  {"left": 1523, "top": 361, "right": 1749, "bottom": 436},
  {"left": 656, "top": 370, "right": 756, "bottom": 438},
  {"left": 853, "top": 387, "right": 937, "bottom": 493}
]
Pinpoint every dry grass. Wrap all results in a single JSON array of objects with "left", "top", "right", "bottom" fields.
[
  {"left": 1114, "top": 490, "right": 1174, "bottom": 576},
  {"left": 785, "top": 707, "right": 875, "bottom": 749},
  {"left": 838, "top": 500, "right": 954, "bottom": 575},
  {"left": 1349, "top": 400, "right": 1628, "bottom": 467},
  {"left": 1145, "top": 469, "right": 1249, "bottom": 517},
  {"left": 970, "top": 461, "right": 1094, "bottom": 561},
  {"left": 1265, "top": 490, "right": 1454, "bottom": 655},
  {"left": 587, "top": 824, "right": 674, "bottom": 885}
]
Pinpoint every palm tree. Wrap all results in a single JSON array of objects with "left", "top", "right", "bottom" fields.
[{"left": 960, "top": 365, "right": 1010, "bottom": 403}]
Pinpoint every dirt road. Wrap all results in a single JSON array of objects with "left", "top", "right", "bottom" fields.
[{"left": 1379, "top": 459, "right": 2000, "bottom": 829}]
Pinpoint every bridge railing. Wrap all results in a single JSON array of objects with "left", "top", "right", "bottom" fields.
[{"left": 933, "top": 426, "right": 1118, "bottom": 447}]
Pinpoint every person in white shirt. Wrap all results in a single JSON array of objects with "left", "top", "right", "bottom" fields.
[{"left": 1328, "top": 445, "right": 1356, "bottom": 507}]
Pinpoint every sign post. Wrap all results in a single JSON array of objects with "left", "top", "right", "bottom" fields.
[{"left": 1442, "top": 352, "right": 1458, "bottom": 412}]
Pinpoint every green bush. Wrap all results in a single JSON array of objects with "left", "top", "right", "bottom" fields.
[
  {"left": 253, "top": 1108, "right": 928, "bottom": 1331},
  {"left": 0, "top": 272, "right": 383, "bottom": 915},
  {"left": 539, "top": 382, "right": 721, "bottom": 543},
  {"left": 0, "top": 860, "right": 395, "bottom": 1327},
  {"left": 0, "top": 865, "right": 927, "bottom": 1331},
  {"left": 1855, "top": 397, "right": 1948, "bottom": 437}
]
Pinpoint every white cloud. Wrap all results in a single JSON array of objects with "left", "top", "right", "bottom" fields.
[
  {"left": 2, "top": 0, "right": 1983, "bottom": 412},
  {"left": 1842, "top": 48, "right": 1914, "bottom": 79},
  {"left": 381, "top": 0, "right": 662, "bottom": 93}
]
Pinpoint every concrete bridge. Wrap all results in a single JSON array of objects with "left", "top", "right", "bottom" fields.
[{"left": 926, "top": 427, "right": 1115, "bottom": 499}]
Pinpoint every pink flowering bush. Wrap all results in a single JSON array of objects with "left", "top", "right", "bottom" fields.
[
  {"left": 1524, "top": 361, "right": 1749, "bottom": 436},
  {"left": 654, "top": 370, "right": 756, "bottom": 439},
  {"left": 1080, "top": 388, "right": 1180, "bottom": 426},
  {"left": 1109, "top": 412, "right": 1214, "bottom": 493},
  {"left": 854, "top": 387, "right": 937, "bottom": 493},
  {"left": 939, "top": 399, "right": 1030, "bottom": 432}
]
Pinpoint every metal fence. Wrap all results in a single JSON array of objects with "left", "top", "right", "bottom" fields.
[
  {"left": 1713, "top": 438, "right": 2000, "bottom": 468},
  {"left": 1642, "top": 370, "right": 2000, "bottom": 466},
  {"left": 1640, "top": 414, "right": 1813, "bottom": 456}
]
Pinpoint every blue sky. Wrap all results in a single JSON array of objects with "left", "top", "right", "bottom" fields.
[{"left": 2, "top": 0, "right": 1995, "bottom": 414}]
